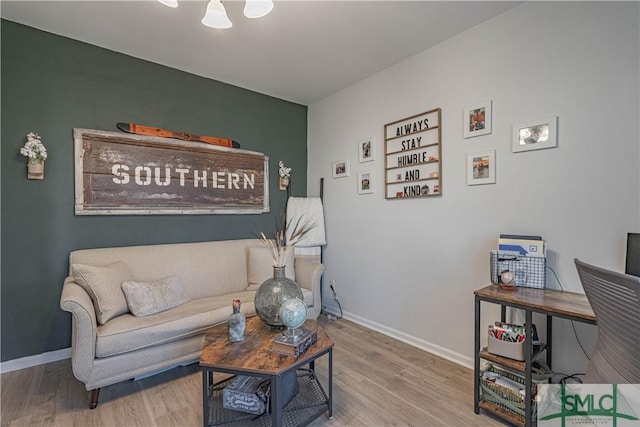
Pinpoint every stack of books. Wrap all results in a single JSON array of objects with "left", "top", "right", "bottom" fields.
[{"left": 271, "top": 329, "right": 317, "bottom": 358}]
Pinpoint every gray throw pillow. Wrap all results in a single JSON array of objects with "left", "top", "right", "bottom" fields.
[
  {"left": 121, "top": 275, "right": 189, "bottom": 317},
  {"left": 72, "top": 261, "right": 133, "bottom": 324}
]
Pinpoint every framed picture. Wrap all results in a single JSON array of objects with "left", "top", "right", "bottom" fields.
[
  {"left": 467, "top": 149, "right": 496, "bottom": 186},
  {"left": 332, "top": 159, "right": 350, "bottom": 178},
  {"left": 463, "top": 101, "right": 492, "bottom": 138},
  {"left": 512, "top": 116, "right": 558, "bottom": 153},
  {"left": 358, "top": 138, "right": 374, "bottom": 163},
  {"left": 357, "top": 170, "right": 373, "bottom": 194}
]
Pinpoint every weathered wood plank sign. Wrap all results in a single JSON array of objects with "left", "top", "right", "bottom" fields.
[{"left": 74, "top": 129, "right": 269, "bottom": 215}]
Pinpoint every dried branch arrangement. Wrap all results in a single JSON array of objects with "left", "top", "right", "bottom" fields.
[{"left": 259, "top": 215, "right": 316, "bottom": 267}]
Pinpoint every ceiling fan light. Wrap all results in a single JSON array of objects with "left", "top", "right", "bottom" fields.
[
  {"left": 202, "top": 0, "right": 233, "bottom": 29},
  {"left": 158, "top": 0, "right": 179, "bottom": 8},
  {"left": 244, "top": 0, "right": 274, "bottom": 19}
]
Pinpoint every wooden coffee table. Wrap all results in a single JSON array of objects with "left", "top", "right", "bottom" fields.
[{"left": 200, "top": 316, "right": 334, "bottom": 427}]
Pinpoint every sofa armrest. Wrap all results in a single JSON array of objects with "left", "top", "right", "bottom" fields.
[
  {"left": 294, "top": 258, "right": 326, "bottom": 319},
  {"left": 60, "top": 277, "right": 97, "bottom": 384}
]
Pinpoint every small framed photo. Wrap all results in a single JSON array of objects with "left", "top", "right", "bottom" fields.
[
  {"left": 332, "top": 159, "right": 350, "bottom": 178},
  {"left": 358, "top": 138, "right": 374, "bottom": 163},
  {"left": 357, "top": 170, "right": 373, "bottom": 194},
  {"left": 463, "top": 101, "right": 492, "bottom": 138},
  {"left": 512, "top": 116, "right": 558, "bottom": 153},
  {"left": 467, "top": 149, "right": 496, "bottom": 186}
]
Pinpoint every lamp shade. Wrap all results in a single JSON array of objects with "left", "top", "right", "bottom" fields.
[
  {"left": 158, "top": 0, "right": 178, "bottom": 8},
  {"left": 244, "top": 0, "right": 274, "bottom": 19},
  {"left": 201, "top": 0, "right": 232, "bottom": 29}
]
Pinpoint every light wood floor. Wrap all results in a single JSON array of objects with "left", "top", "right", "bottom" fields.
[{"left": 1, "top": 317, "right": 505, "bottom": 426}]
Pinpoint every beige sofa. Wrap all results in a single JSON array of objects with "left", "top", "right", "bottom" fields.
[{"left": 59, "top": 239, "right": 325, "bottom": 408}]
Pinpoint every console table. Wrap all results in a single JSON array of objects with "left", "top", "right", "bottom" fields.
[
  {"left": 473, "top": 284, "right": 596, "bottom": 427},
  {"left": 200, "top": 316, "right": 334, "bottom": 427}
]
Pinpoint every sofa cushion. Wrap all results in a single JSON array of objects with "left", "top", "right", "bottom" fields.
[
  {"left": 72, "top": 261, "right": 133, "bottom": 324},
  {"left": 301, "top": 288, "right": 313, "bottom": 307},
  {"left": 95, "top": 291, "right": 257, "bottom": 358},
  {"left": 69, "top": 239, "right": 263, "bottom": 301},
  {"left": 122, "top": 275, "right": 189, "bottom": 317},
  {"left": 246, "top": 246, "right": 295, "bottom": 291},
  {"left": 294, "top": 258, "right": 321, "bottom": 292}
]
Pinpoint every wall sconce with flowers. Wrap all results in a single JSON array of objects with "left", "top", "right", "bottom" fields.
[
  {"left": 20, "top": 132, "right": 47, "bottom": 180},
  {"left": 278, "top": 161, "right": 291, "bottom": 190}
]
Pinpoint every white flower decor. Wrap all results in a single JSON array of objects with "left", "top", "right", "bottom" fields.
[
  {"left": 20, "top": 132, "right": 48, "bottom": 163},
  {"left": 278, "top": 161, "right": 291, "bottom": 178}
]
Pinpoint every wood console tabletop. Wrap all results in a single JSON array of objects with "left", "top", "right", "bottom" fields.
[{"left": 474, "top": 284, "right": 595, "bottom": 323}]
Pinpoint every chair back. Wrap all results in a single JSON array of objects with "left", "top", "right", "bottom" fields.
[{"left": 574, "top": 258, "right": 640, "bottom": 383}]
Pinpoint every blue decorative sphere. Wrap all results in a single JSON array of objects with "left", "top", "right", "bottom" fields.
[{"left": 278, "top": 298, "right": 307, "bottom": 330}]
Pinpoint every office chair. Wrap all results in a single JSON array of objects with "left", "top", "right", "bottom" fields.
[{"left": 574, "top": 258, "right": 640, "bottom": 383}]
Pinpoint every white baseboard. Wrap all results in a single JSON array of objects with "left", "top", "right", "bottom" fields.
[
  {"left": 323, "top": 308, "right": 474, "bottom": 370},
  {"left": 0, "top": 347, "right": 71, "bottom": 374}
]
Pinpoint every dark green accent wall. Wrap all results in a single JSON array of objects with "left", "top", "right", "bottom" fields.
[{"left": 0, "top": 20, "right": 308, "bottom": 362}]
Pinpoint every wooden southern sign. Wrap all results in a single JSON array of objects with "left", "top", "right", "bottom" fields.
[{"left": 74, "top": 129, "right": 269, "bottom": 215}]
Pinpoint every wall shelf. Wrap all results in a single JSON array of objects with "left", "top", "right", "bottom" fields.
[
  {"left": 479, "top": 344, "right": 546, "bottom": 372},
  {"left": 478, "top": 401, "right": 525, "bottom": 427}
]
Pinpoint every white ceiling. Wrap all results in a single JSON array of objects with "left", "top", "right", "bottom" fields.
[{"left": 1, "top": 1, "right": 521, "bottom": 105}]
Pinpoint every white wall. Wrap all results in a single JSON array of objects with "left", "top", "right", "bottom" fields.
[{"left": 307, "top": 1, "right": 639, "bottom": 374}]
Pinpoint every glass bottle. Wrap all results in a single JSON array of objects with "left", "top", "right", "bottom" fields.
[{"left": 228, "top": 299, "right": 245, "bottom": 342}]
